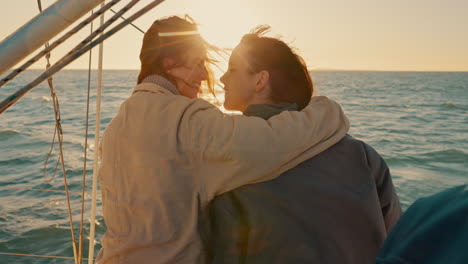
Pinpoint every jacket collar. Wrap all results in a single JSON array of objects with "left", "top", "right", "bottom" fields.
[
  {"left": 132, "top": 82, "right": 176, "bottom": 95},
  {"left": 243, "top": 103, "right": 299, "bottom": 120},
  {"left": 133, "top": 74, "right": 180, "bottom": 95}
]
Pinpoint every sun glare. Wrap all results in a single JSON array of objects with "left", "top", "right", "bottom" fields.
[
  {"left": 197, "top": 20, "right": 249, "bottom": 49},
  {"left": 190, "top": 1, "right": 258, "bottom": 49}
]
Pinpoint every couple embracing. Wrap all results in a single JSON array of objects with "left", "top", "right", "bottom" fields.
[{"left": 96, "top": 15, "right": 401, "bottom": 264}]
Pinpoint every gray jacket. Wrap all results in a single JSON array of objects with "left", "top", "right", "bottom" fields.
[{"left": 206, "top": 135, "right": 402, "bottom": 264}]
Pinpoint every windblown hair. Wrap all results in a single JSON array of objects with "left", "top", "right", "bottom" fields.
[
  {"left": 239, "top": 25, "right": 313, "bottom": 110},
  {"left": 138, "top": 15, "right": 219, "bottom": 96}
]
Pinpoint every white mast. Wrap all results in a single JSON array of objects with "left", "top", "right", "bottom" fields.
[{"left": 0, "top": 0, "right": 104, "bottom": 76}]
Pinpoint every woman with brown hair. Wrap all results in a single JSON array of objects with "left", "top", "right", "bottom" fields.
[
  {"left": 137, "top": 15, "right": 218, "bottom": 99},
  {"left": 97, "top": 16, "right": 349, "bottom": 263}
]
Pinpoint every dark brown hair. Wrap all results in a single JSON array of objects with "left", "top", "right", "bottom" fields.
[
  {"left": 239, "top": 25, "right": 313, "bottom": 109},
  {"left": 138, "top": 15, "right": 219, "bottom": 96}
]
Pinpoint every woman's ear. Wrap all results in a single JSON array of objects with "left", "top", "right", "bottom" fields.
[{"left": 255, "top": 70, "right": 270, "bottom": 92}]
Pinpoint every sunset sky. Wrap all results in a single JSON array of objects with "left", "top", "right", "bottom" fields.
[{"left": 1, "top": 0, "right": 467, "bottom": 72}]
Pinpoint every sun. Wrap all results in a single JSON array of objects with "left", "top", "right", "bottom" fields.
[
  {"left": 189, "top": 1, "right": 258, "bottom": 49},
  {"left": 197, "top": 19, "right": 252, "bottom": 49}
]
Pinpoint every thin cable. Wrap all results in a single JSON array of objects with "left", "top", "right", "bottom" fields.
[
  {"left": 54, "top": 89, "right": 79, "bottom": 264},
  {"left": 43, "top": 121, "right": 61, "bottom": 182},
  {"left": 88, "top": 3, "right": 105, "bottom": 263},
  {"left": 36, "top": 0, "right": 43, "bottom": 11},
  {"left": 36, "top": 1, "right": 78, "bottom": 263},
  {"left": 78, "top": 10, "right": 94, "bottom": 264},
  {"left": 42, "top": 54, "right": 61, "bottom": 183},
  {"left": 109, "top": 8, "right": 145, "bottom": 34},
  {"left": 59, "top": 0, "right": 140, "bottom": 69}
]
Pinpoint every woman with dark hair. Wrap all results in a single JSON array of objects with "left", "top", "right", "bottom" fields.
[
  {"left": 222, "top": 25, "right": 313, "bottom": 112},
  {"left": 97, "top": 16, "right": 349, "bottom": 263},
  {"left": 209, "top": 26, "right": 401, "bottom": 264}
]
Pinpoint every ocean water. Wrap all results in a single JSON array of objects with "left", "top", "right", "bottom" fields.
[{"left": 0, "top": 70, "right": 467, "bottom": 263}]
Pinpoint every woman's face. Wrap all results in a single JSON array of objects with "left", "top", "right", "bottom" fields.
[
  {"left": 221, "top": 45, "right": 258, "bottom": 111},
  {"left": 166, "top": 49, "right": 208, "bottom": 99}
]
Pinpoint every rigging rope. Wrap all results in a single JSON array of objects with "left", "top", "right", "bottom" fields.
[
  {"left": 88, "top": 3, "right": 106, "bottom": 263},
  {"left": 78, "top": 10, "right": 95, "bottom": 264},
  {"left": 43, "top": 117, "right": 60, "bottom": 181},
  {"left": 109, "top": 8, "right": 145, "bottom": 34},
  {"left": 37, "top": 1, "right": 78, "bottom": 263}
]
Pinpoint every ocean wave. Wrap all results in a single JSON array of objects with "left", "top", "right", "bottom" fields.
[
  {"left": 398, "top": 115, "right": 430, "bottom": 123},
  {"left": 0, "top": 156, "right": 39, "bottom": 166},
  {"left": 30, "top": 95, "right": 52, "bottom": 103},
  {"left": 387, "top": 149, "right": 468, "bottom": 167},
  {"left": 440, "top": 102, "right": 468, "bottom": 110},
  {"left": 411, "top": 102, "right": 468, "bottom": 110},
  {"left": 442, "top": 102, "right": 456, "bottom": 107},
  {"left": 392, "top": 175, "right": 459, "bottom": 210},
  {"left": 0, "top": 129, "right": 22, "bottom": 137},
  {"left": 0, "top": 225, "right": 79, "bottom": 261},
  {"left": 420, "top": 149, "right": 468, "bottom": 163}
]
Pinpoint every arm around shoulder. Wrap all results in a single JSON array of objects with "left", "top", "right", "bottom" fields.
[{"left": 178, "top": 96, "right": 350, "bottom": 200}]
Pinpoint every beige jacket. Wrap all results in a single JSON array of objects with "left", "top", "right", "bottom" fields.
[{"left": 96, "top": 83, "right": 349, "bottom": 264}]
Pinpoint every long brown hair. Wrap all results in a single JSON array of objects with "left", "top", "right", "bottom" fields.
[
  {"left": 138, "top": 15, "right": 219, "bottom": 97},
  {"left": 239, "top": 25, "right": 313, "bottom": 110}
]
